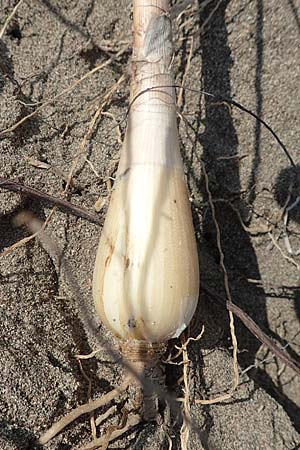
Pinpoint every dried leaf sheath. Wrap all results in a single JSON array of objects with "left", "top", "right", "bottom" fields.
[{"left": 93, "top": 0, "right": 199, "bottom": 342}]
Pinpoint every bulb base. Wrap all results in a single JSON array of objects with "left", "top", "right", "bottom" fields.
[
  {"left": 120, "top": 340, "right": 166, "bottom": 365},
  {"left": 120, "top": 340, "right": 167, "bottom": 421}
]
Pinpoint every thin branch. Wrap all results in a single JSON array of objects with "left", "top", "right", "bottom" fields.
[
  {"left": 200, "top": 161, "right": 239, "bottom": 403},
  {"left": 0, "top": 58, "right": 119, "bottom": 136},
  {"left": 0, "top": 0, "right": 25, "bottom": 40},
  {"left": 202, "top": 285, "right": 300, "bottom": 376},
  {"left": 268, "top": 231, "right": 300, "bottom": 271},
  {"left": 94, "top": 405, "right": 117, "bottom": 427},
  {"left": 199, "top": 0, "right": 223, "bottom": 34},
  {"left": 63, "top": 74, "right": 126, "bottom": 193},
  {"left": 0, "top": 177, "right": 102, "bottom": 225}
]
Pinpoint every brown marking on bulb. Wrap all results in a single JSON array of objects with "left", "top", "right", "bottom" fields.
[
  {"left": 128, "top": 317, "right": 137, "bottom": 328},
  {"left": 173, "top": 199, "right": 177, "bottom": 203},
  {"left": 124, "top": 225, "right": 131, "bottom": 274},
  {"left": 94, "top": 257, "right": 110, "bottom": 335},
  {"left": 104, "top": 241, "right": 115, "bottom": 269},
  {"left": 119, "top": 167, "right": 130, "bottom": 179},
  {"left": 93, "top": 232, "right": 120, "bottom": 338}
]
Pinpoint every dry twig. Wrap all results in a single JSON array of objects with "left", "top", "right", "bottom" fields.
[
  {"left": 0, "top": 56, "right": 125, "bottom": 136},
  {"left": 64, "top": 74, "right": 126, "bottom": 193},
  {"left": 268, "top": 231, "right": 300, "bottom": 271},
  {"left": 95, "top": 405, "right": 117, "bottom": 427},
  {"left": 202, "top": 285, "right": 300, "bottom": 376},
  {"left": 197, "top": 161, "right": 239, "bottom": 404},
  {"left": 0, "top": 177, "right": 102, "bottom": 225},
  {"left": 0, "top": 0, "right": 25, "bottom": 40}
]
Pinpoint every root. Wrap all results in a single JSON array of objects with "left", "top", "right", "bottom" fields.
[
  {"left": 77, "top": 358, "right": 96, "bottom": 440},
  {"left": 121, "top": 341, "right": 167, "bottom": 422},
  {"left": 76, "top": 349, "right": 103, "bottom": 360},
  {"left": 198, "top": 161, "right": 239, "bottom": 404},
  {"left": 39, "top": 379, "right": 130, "bottom": 445},
  {"left": 180, "top": 330, "right": 192, "bottom": 450},
  {"left": 179, "top": 327, "right": 205, "bottom": 449},
  {"left": 39, "top": 341, "right": 166, "bottom": 445},
  {"left": 77, "top": 412, "right": 141, "bottom": 450},
  {"left": 95, "top": 405, "right": 117, "bottom": 427}
]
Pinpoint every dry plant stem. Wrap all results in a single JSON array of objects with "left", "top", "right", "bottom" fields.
[
  {"left": 166, "top": 430, "right": 173, "bottom": 450},
  {"left": 82, "top": 408, "right": 133, "bottom": 450},
  {"left": 64, "top": 74, "right": 126, "bottom": 193},
  {"left": 228, "top": 302, "right": 300, "bottom": 375},
  {"left": 197, "top": 161, "right": 239, "bottom": 404},
  {"left": 0, "top": 58, "right": 120, "bottom": 136},
  {"left": 101, "top": 111, "right": 123, "bottom": 145},
  {"left": 38, "top": 379, "right": 130, "bottom": 445},
  {"left": 283, "top": 195, "right": 300, "bottom": 255},
  {"left": 202, "top": 285, "right": 300, "bottom": 376},
  {"left": 0, "top": 0, "right": 25, "bottom": 40},
  {"left": 268, "top": 231, "right": 300, "bottom": 271},
  {"left": 76, "top": 349, "right": 103, "bottom": 360},
  {"left": 169, "top": 0, "right": 194, "bottom": 20},
  {"left": 0, "top": 177, "right": 102, "bottom": 225},
  {"left": 203, "top": 0, "right": 223, "bottom": 28},
  {"left": 39, "top": 342, "right": 165, "bottom": 446}
]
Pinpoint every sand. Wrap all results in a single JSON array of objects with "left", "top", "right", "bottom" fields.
[{"left": 0, "top": 1, "right": 300, "bottom": 449}]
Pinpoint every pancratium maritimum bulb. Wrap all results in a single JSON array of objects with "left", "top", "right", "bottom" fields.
[
  {"left": 38, "top": 2, "right": 199, "bottom": 445},
  {"left": 93, "top": 0, "right": 199, "bottom": 344}
]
